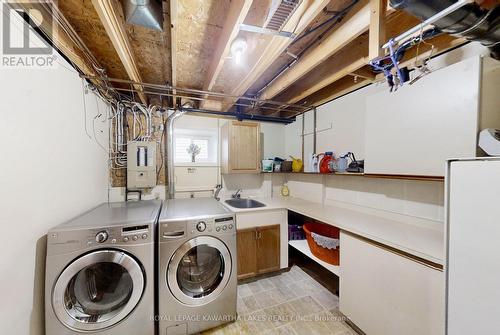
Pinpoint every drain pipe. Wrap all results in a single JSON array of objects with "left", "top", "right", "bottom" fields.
[{"left": 166, "top": 109, "right": 185, "bottom": 199}]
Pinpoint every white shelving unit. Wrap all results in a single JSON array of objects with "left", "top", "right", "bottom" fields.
[{"left": 288, "top": 239, "right": 340, "bottom": 277}]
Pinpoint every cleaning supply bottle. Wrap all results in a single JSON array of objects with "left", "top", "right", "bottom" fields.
[
  {"left": 320, "top": 152, "right": 334, "bottom": 173},
  {"left": 307, "top": 154, "right": 319, "bottom": 173}
]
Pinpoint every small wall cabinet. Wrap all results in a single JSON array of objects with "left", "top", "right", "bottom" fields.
[
  {"left": 221, "top": 121, "right": 260, "bottom": 174},
  {"left": 339, "top": 232, "right": 444, "bottom": 335},
  {"left": 237, "top": 224, "right": 280, "bottom": 280}
]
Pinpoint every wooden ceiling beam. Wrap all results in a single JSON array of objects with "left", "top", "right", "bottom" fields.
[
  {"left": 9, "top": 2, "right": 106, "bottom": 89},
  {"left": 91, "top": 0, "right": 147, "bottom": 104},
  {"left": 350, "top": 66, "right": 377, "bottom": 80},
  {"left": 258, "top": 0, "right": 371, "bottom": 101},
  {"left": 283, "top": 33, "right": 370, "bottom": 104},
  {"left": 277, "top": 10, "right": 465, "bottom": 107},
  {"left": 223, "top": 0, "right": 330, "bottom": 110},
  {"left": 304, "top": 76, "right": 372, "bottom": 107},
  {"left": 200, "top": 0, "right": 253, "bottom": 110},
  {"left": 170, "top": 0, "right": 178, "bottom": 87},
  {"left": 203, "top": 0, "right": 253, "bottom": 92},
  {"left": 369, "top": 0, "right": 387, "bottom": 60}
]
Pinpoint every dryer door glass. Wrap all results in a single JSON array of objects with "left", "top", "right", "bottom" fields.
[
  {"left": 52, "top": 250, "right": 145, "bottom": 332},
  {"left": 168, "top": 236, "right": 232, "bottom": 305}
]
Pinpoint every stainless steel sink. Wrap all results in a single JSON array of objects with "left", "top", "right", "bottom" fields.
[{"left": 225, "top": 198, "right": 266, "bottom": 209}]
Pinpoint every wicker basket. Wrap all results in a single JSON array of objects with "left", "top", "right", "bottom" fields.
[{"left": 303, "top": 222, "right": 340, "bottom": 265}]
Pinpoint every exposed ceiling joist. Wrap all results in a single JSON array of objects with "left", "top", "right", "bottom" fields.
[
  {"left": 200, "top": 0, "right": 253, "bottom": 110},
  {"left": 290, "top": 56, "right": 369, "bottom": 104},
  {"left": 203, "top": 0, "right": 253, "bottom": 92},
  {"left": 91, "top": 0, "right": 147, "bottom": 103},
  {"left": 259, "top": 0, "right": 371, "bottom": 101},
  {"left": 170, "top": 0, "right": 178, "bottom": 87},
  {"left": 369, "top": 0, "right": 387, "bottom": 59},
  {"left": 10, "top": 2, "right": 104, "bottom": 88},
  {"left": 306, "top": 75, "right": 373, "bottom": 107},
  {"left": 283, "top": 34, "right": 370, "bottom": 104},
  {"left": 350, "top": 66, "right": 377, "bottom": 79},
  {"left": 224, "top": 0, "right": 331, "bottom": 109}
]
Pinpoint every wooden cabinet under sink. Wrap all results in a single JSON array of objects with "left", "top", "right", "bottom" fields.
[{"left": 237, "top": 224, "right": 280, "bottom": 280}]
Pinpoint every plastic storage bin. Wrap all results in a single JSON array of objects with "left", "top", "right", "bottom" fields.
[
  {"left": 288, "top": 224, "right": 305, "bottom": 240},
  {"left": 303, "top": 222, "right": 340, "bottom": 265}
]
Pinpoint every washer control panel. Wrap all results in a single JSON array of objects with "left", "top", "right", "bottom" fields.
[
  {"left": 187, "top": 216, "right": 235, "bottom": 236},
  {"left": 214, "top": 216, "right": 235, "bottom": 233}
]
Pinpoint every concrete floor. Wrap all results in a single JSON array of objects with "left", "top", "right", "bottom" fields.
[{"left": 202, "top": 266, "right": 358, "bottom": 335}]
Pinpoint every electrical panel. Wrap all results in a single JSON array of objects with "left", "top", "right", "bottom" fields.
[{"left": 127, "top": 141, "right": 157, "bottom": 189}]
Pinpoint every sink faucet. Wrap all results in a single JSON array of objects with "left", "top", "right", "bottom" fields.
[
  {"left": 232, "top": 189, "right": 242, "bottom": 199},
  {"left": 214, "top": 184, "right": 222, "bottom": 201}
]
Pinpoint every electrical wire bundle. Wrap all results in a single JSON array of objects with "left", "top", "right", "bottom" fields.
[{"left": 369, "top": 28, "right": 442, "bottom": 91}]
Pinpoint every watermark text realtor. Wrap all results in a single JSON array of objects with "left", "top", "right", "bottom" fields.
[{"left": 1, "top": 0, "right": 57, "bottom": 68}]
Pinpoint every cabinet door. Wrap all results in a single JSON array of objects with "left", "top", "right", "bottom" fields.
[
  {"left": 340, "top": 232, "right": 444, "bottom": 335},
  {"left": 237, "top": 228, "right": 258, "bottom": 280},
  {"left": 256, "top": 225, "right": 280, "bottom": 275},
  {"left": 230, "top": 122, "right": 260, "bottom": 172},
  {"left": 365, "top": 56, "right": 481, "bottom": 177}
]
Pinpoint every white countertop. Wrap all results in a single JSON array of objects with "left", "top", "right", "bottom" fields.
[{"left": 222, "top": 196, "right": 444, "bottom": 265}]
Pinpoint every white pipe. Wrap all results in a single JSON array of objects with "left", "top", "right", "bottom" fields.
[
  {"left": 383, "top": 0, "right": 475, "bottom": 48},
  {"left": 166, "top": 109, "right": 185, "bottom": 199}
]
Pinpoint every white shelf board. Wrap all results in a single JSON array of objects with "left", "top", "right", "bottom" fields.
[{"left": 288, "top": 239, "right": 340, "bottom": 277}]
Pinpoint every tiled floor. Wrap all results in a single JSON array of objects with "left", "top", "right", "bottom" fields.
[{"left": 202, "top": 266, "right": 359, "bottom": 335}]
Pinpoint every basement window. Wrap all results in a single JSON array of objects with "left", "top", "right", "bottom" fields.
[{"left": 174, "top": 129, "right": 218, "bottom": 164}]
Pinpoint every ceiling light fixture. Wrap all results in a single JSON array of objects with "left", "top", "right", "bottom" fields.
[{"left": 230, "top": 36, "right": 247, "bottom": 65}]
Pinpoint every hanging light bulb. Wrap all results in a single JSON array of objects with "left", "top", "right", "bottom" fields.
[{"left": 230, "top": 36, "right": 247, "bottom": 65}]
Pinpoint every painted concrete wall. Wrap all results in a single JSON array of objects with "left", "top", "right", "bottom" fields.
[{"left": 0, "top": 8, "right": 109, "bottom": 335}]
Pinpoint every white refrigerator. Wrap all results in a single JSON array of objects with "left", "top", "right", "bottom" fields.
[{"left": 445, "top": 158, "right": 500, "bottom": 334}]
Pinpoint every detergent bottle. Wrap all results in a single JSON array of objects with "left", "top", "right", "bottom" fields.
[
  {"left": 307, "top": 154, "right": 320, "bottom": 173},
  {"left": 319, "top": 152, "right": 334, "bottom": 173}
]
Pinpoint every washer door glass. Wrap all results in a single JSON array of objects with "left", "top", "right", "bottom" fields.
[
  {"left": 168, "top": 236, "right": 231, "bottom": 305},
  {"left": 177, "top": 244, "right": 224, "bottom": 297},
  {"left": 52, "top": 250, "right": 145, "bottom": 332}
]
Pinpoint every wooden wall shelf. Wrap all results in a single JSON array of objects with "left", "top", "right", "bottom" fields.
[{"left": 261, "top": 171, "right": 444, "bottom": 182}]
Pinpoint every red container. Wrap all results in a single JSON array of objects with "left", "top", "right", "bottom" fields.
[
  {"left": 319, "top": 152, "right": 334, "bottom": 173},
  {"left": 303, "top": 222, "right": 340, "bottom": 265}
]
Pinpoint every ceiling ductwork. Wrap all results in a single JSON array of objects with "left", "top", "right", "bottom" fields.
[
  {"left": 390, "top": 0, "right": 500, "bottom": 60},
  {"left": 264, "top": 0, "right": 301, "bottom": 31},
  {"left": 121, "top": 0, "right": 163, "bottom": 31}
]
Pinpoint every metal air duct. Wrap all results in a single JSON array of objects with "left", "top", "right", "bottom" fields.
[
  {"left": 166, "top": 110, "right": 185, "bottom": 199},
  {"left": 121, "top": 0, "right": 163, "bottom": 31},
  {"left": 390, "top": 0, "right": 500, "bottom": 60}
]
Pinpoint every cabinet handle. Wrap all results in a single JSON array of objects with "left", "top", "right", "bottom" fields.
[{"left": 258, "top": 231, "right": 262, "bottom": 239}]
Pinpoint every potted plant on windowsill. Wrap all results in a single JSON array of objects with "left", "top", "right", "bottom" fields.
[{"left": 187, "top": 143, "right": 201, "bottom": 163}]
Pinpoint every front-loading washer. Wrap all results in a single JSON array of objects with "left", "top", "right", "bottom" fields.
[
  {"left": 45, "top": 200, "right": 161, "bottom": 335},
  {"left": 157, "top": 198, "right": 236, "bottom": 335}
]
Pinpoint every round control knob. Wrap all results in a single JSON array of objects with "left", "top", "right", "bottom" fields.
[
  {"left": 132, "top": 235, "right": 138, "bottom": 241},
  {"left": 222, "top": 225, "right": 227, "bottom": 231},
  {"left": 142, "top": 234, "right": 148, "bottom": 240},
  {"left": 229, "top": 224, "right": 233, "bottom": 230},
  {"left": 216, "top": 227, "right": 221, "bottom": 232},
  {"left": 95, "top": 231, "right": 108, "bottom": 243},
  {"left": 123, "top": 237, "right": 129, "bottom": 242},
  {"left": 196, "top": 221, "right": 207, "bottom": 232}
]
